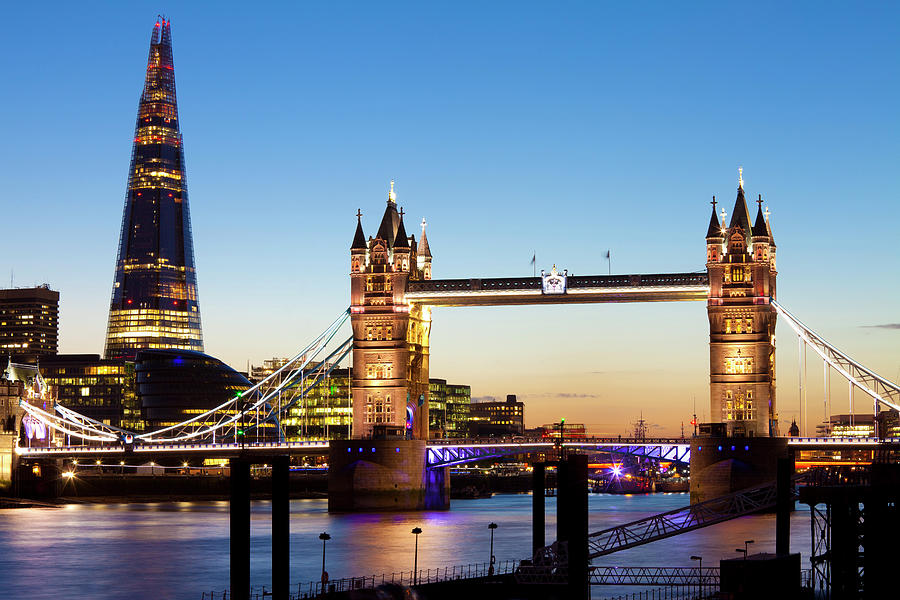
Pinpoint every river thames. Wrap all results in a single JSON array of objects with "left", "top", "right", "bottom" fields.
[{"left": 0, "top": 493, "right": 813, "bottom": 599}]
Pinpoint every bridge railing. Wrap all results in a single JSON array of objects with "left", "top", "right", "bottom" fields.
[{"left": 427, "top": 436, "right": 691, "bottom": 446}]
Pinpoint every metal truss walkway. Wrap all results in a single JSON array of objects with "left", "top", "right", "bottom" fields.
[
  {"left": 587, "top": 477, "right": 791, "bottom": 558},
  {"left": 590, "top": 566, "right": 718, "bottom": 586},
  {"left": 426, "top": 438, "right": 691, "bottom": 467}
]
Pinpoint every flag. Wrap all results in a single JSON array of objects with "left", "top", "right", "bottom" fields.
[
  {"left": 530, "top": 253, "right": 536, "bottom": 266},
  {"left": 605, "top": 250, "right": 610, "bottom": 259}
]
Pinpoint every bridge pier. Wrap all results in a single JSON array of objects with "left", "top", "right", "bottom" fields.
[
  {"left": 559, "top": 454, "right": 588, "bottom": 600},
  {"left": 532, "top": 463, "right": 545, "bottom": 556},
  {"left": 272, "top": 456, "right": 290, "bottom": 600},
  {"left": 689, "top": 436, "right": 789, "bottom": 503},
  {"left": 229, "top": 457, "right": 251, "bottom": 600},
  {"left": 328, "top": 439, "right": 449, "bottom": 511}
]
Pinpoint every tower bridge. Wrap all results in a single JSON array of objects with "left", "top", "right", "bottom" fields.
[
  {"left": 349, "top": 173, "right": 777, "bottom": 443},
  {"left": 13, "top": 172, "right": 900, "bottom": 511}
]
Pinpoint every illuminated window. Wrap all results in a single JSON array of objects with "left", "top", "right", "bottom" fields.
[
  {"left": 731, "top": 267, "right": 744, "bottom": 283},
  {"left": 725, "top": 357, "right": 753, "bottom": 374},
  {"left": 365, "top": 363, "right": 393, "bottom": 379},
  {"left": 723, "top": 390, "right": 755, "bottom": 421},
  {"left": 745, "top": 319, "right": 753, "bottom": 334}
]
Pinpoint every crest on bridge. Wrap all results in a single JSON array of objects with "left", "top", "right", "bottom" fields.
[{"left": 541, "top": 265, "right": 567, "bottom": 295}]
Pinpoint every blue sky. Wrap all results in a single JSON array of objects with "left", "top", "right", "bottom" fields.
[{"left": 2, "top": 2, "right": 898, "bottom": 433}]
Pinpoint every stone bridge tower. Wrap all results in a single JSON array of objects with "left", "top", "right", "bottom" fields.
[
  {"left": 349, "top": 182, "right": 432, "bottom": 439},
  {"left": 706, "top": 170, "right": 778, "bottom": 437}
]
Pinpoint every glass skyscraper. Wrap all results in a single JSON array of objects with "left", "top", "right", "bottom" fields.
[{"left": 104, "top": 19, "right": 203, "bottom": 360}]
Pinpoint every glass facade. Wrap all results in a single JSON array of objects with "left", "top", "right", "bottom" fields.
[
  {"left": 428, "top": 378, "right": 471, "bottom": 438},
  {"left": 40, "top": 355, "right": 139, "bottom": 430},
  {"left": 135, "top": 349, "right": 251, "bottom": 433},
  {"left": 105, "top": 19, "right": 202, "bottom": 360},
  {"left": 250, "top": 362, "right": 353, "bottom": 441}
]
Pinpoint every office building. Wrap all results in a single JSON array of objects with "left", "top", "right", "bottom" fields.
[
  {"left": 104, "top": 18, "right": 203, "bottom": 359},
  {"left": 469, "top": 394, "right": 525, "bottom": 437},
  {"left": 428, "top": 378, "right": 471, "bottom": 438},
  {"left": 40, "top": 355, "right": 138, "bottom": 430},
  {"left": 0, "top": 286, "right": 59, "bottom": 363}
]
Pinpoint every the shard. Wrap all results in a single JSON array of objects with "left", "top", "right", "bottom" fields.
[{"left": 104, "top": 18, "right": 203, "bottom": 360}]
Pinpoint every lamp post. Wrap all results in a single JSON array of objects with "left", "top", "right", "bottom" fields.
[
  {"left": 411, "top": 527, "right": 422, "bottom": 585},
  {"left": 488, "top": 522, "right": 498, "bottom": 575},
  {"left": 691, "top": 555, "right": 702, "bottom": 598},
  {"left": 318, "top": 532, "right": 330, "bottom": 587},
  {"left": 744, "top": 539, "right": 754, "bottom": 558}
]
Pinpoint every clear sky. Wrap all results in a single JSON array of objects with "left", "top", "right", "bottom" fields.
[{"left": 2, "top": 2, "right": 898, "bottom": 435}]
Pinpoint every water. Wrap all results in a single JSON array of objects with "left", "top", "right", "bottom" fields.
[{"left": 0, "top": 493, "right": 813, "bottom": 599}]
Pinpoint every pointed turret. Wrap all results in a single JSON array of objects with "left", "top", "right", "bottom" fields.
[
  {"left": 393, "top": 211, "right": 410, "bottom": 249},
  {"left": 706, "top": 197, "right": 723, "bottom": 239},
  {"left": 376, "top": 180, "right": 400, "bottom": 246},
  {"left": 417, "top": 218, "right": 432, "bottom": 258},
  {"left": 351, "top": 210, "right": 367, "bottom": 250},
  {"left": 728, "top": 177, "right": 753, "bottom": 236},
  {"left": 752, "top": 196, "right": 769, "bottom": 239}
]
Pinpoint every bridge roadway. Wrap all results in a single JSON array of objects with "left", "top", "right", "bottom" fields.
[
  {"left": 405, "top": 272, "right": 710, "bottom": 306},
  {"left": 14, "top": 436, "right": 895, "bottom": 463}
]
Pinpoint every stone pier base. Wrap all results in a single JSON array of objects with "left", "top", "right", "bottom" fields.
[
  {"left": 328, "top": 439, "right": 449, "bottom": 512},
  {"left": 689, "top": 436, "right": 790, "bottom": 504}
]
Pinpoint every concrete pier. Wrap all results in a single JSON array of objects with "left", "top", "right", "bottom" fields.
[
  {"left": 271, "top": 456, "right": 290, "bottom": 600},
  {"left": 689, "top": 436, "right": 789, "bottom": 503},
  {"left": 229, "top": 457, "right": 250, "bottom": 600},
  {"left": 328, "top": 439, "right": 449, "bottom": 511}
]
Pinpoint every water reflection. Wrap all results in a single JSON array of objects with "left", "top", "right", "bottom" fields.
[{"left": 0, "top": 493, "right": 812, "bottom": 600}]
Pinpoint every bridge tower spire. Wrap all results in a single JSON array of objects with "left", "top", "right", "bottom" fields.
[
  {"left": 706, "top": 172, "right": 778, "bottom": 437},
  {"left": 350, "top": 183, "right": 432, "bottom": 439}
]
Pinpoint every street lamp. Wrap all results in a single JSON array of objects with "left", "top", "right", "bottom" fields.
[
  {"left": 411, "top": 527, "right": 423, "bottom": 585},
  {"left": 744, "top": 539, "right": 754, "bottom": 557},
  {"left": 488, "top": 522, "right": 498, "bottom": 575},
  {"left": 691, "top": 555, "right": 702, "bottom": 598},
  {"left": 318, "top": 532, "right": 331, "bottom": 587}
]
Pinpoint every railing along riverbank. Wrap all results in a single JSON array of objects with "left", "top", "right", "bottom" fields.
[{"left": 200, "top": 560, "right": 516, "bottom": 600}]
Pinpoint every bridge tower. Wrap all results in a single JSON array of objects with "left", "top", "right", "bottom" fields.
[
  {"left": 349, "top": 182, "right": 432, "bottom": 439},
  {"left": 706, "top": 170, "right": 778, "bottom": 437}
]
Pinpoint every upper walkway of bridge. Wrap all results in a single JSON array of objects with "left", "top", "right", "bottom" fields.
[{"left": 405, "top": 272, "right": 710, "bottom": 306}]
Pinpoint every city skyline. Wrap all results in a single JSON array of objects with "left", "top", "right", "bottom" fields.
[{"left": 2, "top": 3, "right": 899, "bottom": 434}]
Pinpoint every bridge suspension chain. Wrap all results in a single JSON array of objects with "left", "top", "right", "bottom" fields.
[
  {"left": 772, "top": 300, "right": 900, "bottom": 414},
  {"left": 20, "top": 308, "right": 353, "bottom": 445}
]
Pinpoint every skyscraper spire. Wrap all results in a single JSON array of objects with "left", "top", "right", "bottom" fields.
[{"left": 104, "top": 19, "right": 203, "bottom": 360}]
